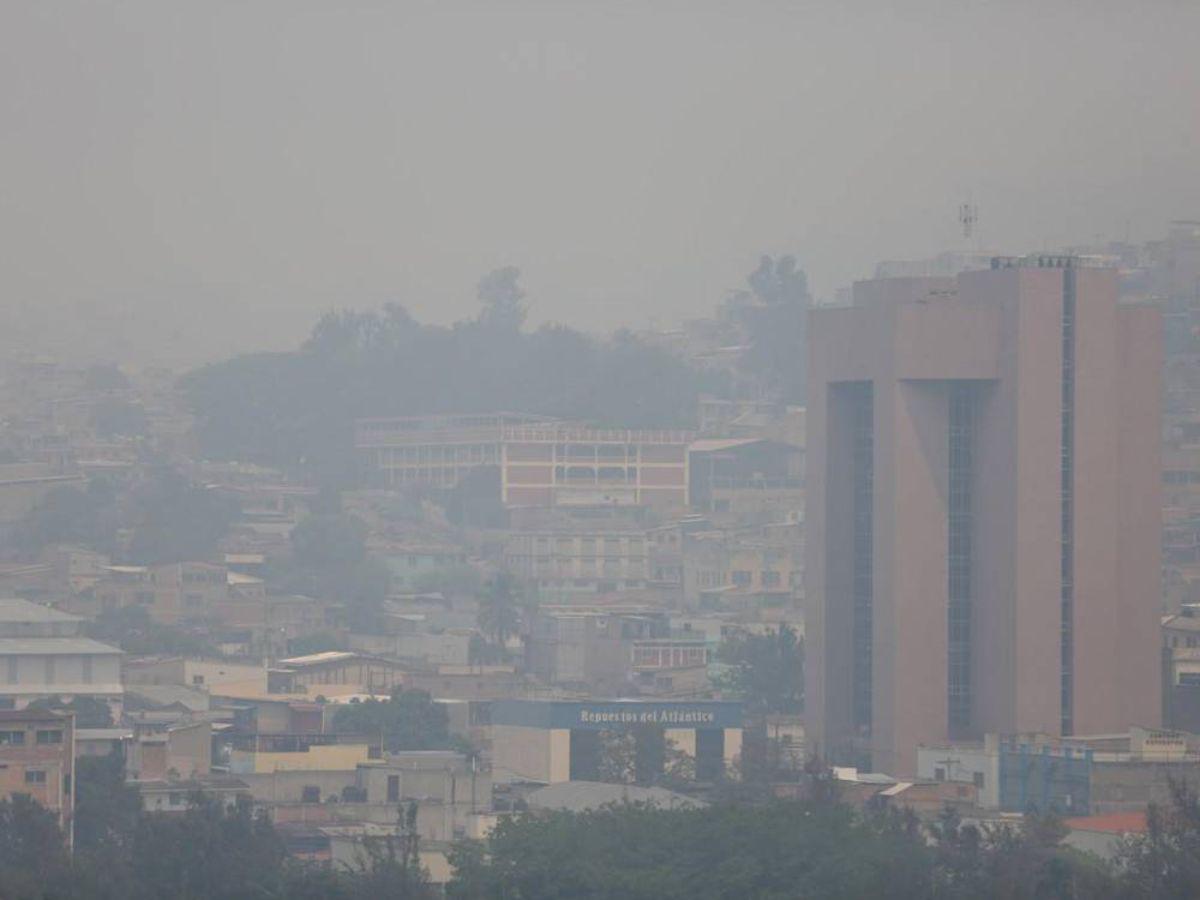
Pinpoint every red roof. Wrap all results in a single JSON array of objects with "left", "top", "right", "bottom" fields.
[{"left": 1063, "top": 811, "right": 1148, "bottom": 834}]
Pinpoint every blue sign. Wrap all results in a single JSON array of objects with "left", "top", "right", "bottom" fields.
[{"left": 492, "top": 699, "right": 743, "bottom": 731}]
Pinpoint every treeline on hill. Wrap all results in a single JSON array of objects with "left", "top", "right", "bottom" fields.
[
  {"left": 6, "top": 755, "right": 1200, "bottom": 899},
  {"left": 179, "top": 259, "right": 810, "bottom": 484}
]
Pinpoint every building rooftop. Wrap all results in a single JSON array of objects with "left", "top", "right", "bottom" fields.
[
  {"left": 688, "top": 437, "right": 769, "bottom": 453},
  {"left": 0, "top": 598, "right": 83, "bottom": 624},
  {"left": 1163, "top": 613, "right": 1200, "bottom": 632},
  {"left": 77, "top": 728, "right": 133, "bottom": 741},
  {"left": 0, "top": 708, "right": 73, "bottom": 723},
  {"left": 0, "top": 638, "right": 122, "bottom": 655},
  {"left": 1063, "top": 812, "right": 1148, "bottom": 834},
  {"left": 277, "top": 651, "right": 360, "bottom": 667}
]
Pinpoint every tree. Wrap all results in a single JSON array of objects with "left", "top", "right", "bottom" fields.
[
  {"left": 289, "top": 514, "right": 368, "bottom": 569},
  {"left": 127, "top": 795, "right": 287, "bottom": 900},
  {"left": 1117, "top": 777, "right": 1200, "bottom": 898},
  {"left": 73, "top": 751, "right": 142, "bottom": 882},
  {"left": 10, "top": 477, "right": 120, "bottom": 558},
  {"left": 89, "top": 605, "right": 217, "bottom": 657},
  {"left": 91, "top": 398, "right": 148, "bottom": 438},
  {"left": 731, "top": 254, "right": 810, "bottom": 403},
  {"left": 446, "top": 800, "right": 933, "bottom": 899},
  {"left": 126, "top": 469, "right": 239, "bottom": 565},
  {"left": 284, "top": 514, "right": 390, "bottom": 631},
  {"left": 476, "top": 267, "right": 526, "bottom": 332},
  {"left": 0, "top": 793, "right": 73, "bottom": 899},
  {"left": 347, "top": 802, "right": 431, "bottom": 899},
  {"left": 26, "top": 695, "right": 113, "bottom": 728},
  {"left": 716, "top": 624, "right": 804, "bottom": 714},
  {"left": 83, "top": 363, "right": 130, "bottom": 391},
  {"left": 331, "top": 689, "right": 450, "bottom": 752},
  {"left": 476, "top": 572, "right": 522, "bottom": 657}
]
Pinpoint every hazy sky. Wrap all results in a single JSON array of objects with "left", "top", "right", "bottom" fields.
[{"left": 2, "top": 0, "right": 1198, "bottom": 365}]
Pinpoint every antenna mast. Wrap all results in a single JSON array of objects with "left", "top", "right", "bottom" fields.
[{"left": 958, "top": 202, "right": 978, "bottom": 240}]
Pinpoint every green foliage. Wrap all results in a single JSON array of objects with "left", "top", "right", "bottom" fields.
[
  {"left": 26, "top": 695, "right": 113, "bottom": 728},
  {"left": 476, "top": 266, "right": 527, "bottom": 332},
  {"left": 283, "top": 514, "right": 389, "bottom": 630},
  {"left": 90, "top": 398, "right": 148, "bottom": 438},
  {"left": 10, "top": 478, "right": 121, "bottom": 558},
  {"left": 447, "top": 800, "right": 930, "bottom": 900},
  {"left": 331, "top": 689, "right": 450, "bottom": 752},
  {"left": 83, "top": 364, "right": 130, "bottom": 391},
  {"left": 125, "top": 470, "right": 239, "bottom": 565},
  {"left": 729, "top": 254, "right": 810, "bottom": 403},
  {"left": 476, "top": 572, "right": 523, "bottom": 657},
  {"left": 9, "top": 469, "right": 237, "bottom": 565},
  {"left": 290, "top": 514, "right": 368, "bottom": 568},
  {"left": 446, "top": 789, "right": 1126, "bottom": 900},
  {"left": 0, "top": 780, "right": 435, "bottom": 899},
  {"left": 1116, "top": 777, "right": 1200, "bottom": 898},
  {"left": 716, "top": 624, "right": 803, "bottom": 714},
  {"left": 88, "top": 605, "right": 217, "bottom": 657},
  {"left": 180, "top": 295, "right": 719, "bottom": 480},
  {"left": 73, "top": 752, "right": 142, "bottom": 862},
  {"left": 0, "top": 793, "right": 73, "bottom": 899}
]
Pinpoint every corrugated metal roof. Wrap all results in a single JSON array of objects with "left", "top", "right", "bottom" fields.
[
  {"left": 0, "top": 638, "right": 122, "bottom": 655},
  {"left": 0, "top": 598, "right": 83, "bottom": 624}
]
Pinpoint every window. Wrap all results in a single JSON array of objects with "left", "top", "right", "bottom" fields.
[
  {"left": 301, "top": 785, "right": 321, "bottom": 803},
  {"left": 169, "top": 792, "right": 182, "bottom": 806},
  {"left": 0, "top": 731, "right": 25, "bottom": 746},
  {"left": 387, "top": 774, "right": 400, "bottom": 802},
  {"left": 973, "top": 772, "right": 985, "bottom": 790},
  {"left": 192, "top": 675, "right": 205, "bottom": 686},
  {"left": 934, "top": 767, "right": 945, "bottom": 781},
  {"left": 732, "top": 570, "right": 752, "bottom": 587},
  {"left": 4, "top": 657, "right": 16, "bottom": 684},
  {"left": 24, "top": 770, "right": 46, "bottom": 784},
  {"left": 43, "top": 657, "right": 55, "bottom": 684},
  {"left": 36, "top": 730, "right": 63, "bottom": 745}
]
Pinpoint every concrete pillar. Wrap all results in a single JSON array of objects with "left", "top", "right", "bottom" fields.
[
  {"left": 548, "top": 729, "right": 571, "bottom": 783},
  {"left": 723, "top": 728, "right": 743, "bottom": 777}
]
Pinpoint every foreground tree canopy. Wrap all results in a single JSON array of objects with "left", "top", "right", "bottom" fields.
[{"left": 3, "top": 755, "right": 1200, "bottom": 898}]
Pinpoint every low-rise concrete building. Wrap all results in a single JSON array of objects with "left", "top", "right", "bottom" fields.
[
  {"left": 0, "top": 708, "right": 74, "bottom": 832},
  {"left": 491, "top": 699, "right": 743, "bottom": 785},
  {"left": 272, "top": 652, "right": 408, "bottom": 695}
]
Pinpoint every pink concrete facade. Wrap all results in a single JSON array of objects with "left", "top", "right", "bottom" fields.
[{"left": 806, "top": 263, "right": 1162, "bottom": 775}]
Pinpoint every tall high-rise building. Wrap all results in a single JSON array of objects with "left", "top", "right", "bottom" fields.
[{"left": 805, "top": 258, "right": 1162, "bottom": 775}]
